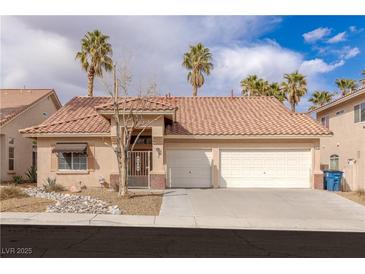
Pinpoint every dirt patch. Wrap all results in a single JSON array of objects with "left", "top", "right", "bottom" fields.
[
  {"left": 0, "top": 186, "right": 28, "bottom": 200},
  {"left": 68, "top": 188, "right": 163, "bottom": 215},
  {"left": 337, "top": 192, "right": 365, "bottom": 207},
  {"left": 0, "top": 182, "right": 37, "bottom": 188},
  {"left": 0, "top": 197, "right": 55, "bottom": 212}
]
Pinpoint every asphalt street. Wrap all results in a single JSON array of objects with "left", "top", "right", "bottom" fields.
[{"left": 1, "top": 224, "right": 365, "bottom": 257}]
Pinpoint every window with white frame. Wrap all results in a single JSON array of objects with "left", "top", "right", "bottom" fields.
[
  {"left": 8, "top": 137, "right": 15, "bottom": 171},
  {"left": 330, "top": 154, "right": 339, "bottom": 170},
  {"left": 320, "top": 115, "right": 329, "bottom": 128},
  {"left": 58, "top": 152, "right": 87, "bottom": 170},
  {"left": 354, "top": 102, "right": 365, "bottom": 123}
]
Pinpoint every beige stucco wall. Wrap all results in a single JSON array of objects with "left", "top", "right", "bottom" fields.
[
  {"left": 37, "top": 137, "right": 118, "bottom": 187},
  {"left": 164, "top": 138, "right": 321, "bottom": 189},
  {"left": 0, "top": 95, "right": 59, "bottom": 182},
  {"left": 317, "top": 93, "right": 365, "bottom": 191}
]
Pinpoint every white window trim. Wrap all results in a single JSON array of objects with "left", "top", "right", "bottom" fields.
[
  {"left": 354, "top": 101, "right": 365, "bottom": 123},
  {"left": 58, "top": 151, "right": 88, "bottom": 171},
  {"left": 321, "top": 115, "right": 329, "bottom": 128}
]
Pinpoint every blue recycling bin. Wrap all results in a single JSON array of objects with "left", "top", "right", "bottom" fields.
[{"left": 323, "top": 170, "right": 343, "bottom": 191}]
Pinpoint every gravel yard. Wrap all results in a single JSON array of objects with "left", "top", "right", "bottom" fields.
[
  {"left": 69, "top": 188, "right": 163, "bottom": 216},
  {"left": 0, "top": 185, "right": 163, "bottom": 215}
]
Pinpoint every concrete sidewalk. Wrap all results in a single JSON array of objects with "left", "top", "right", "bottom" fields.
[{"left": 1, "top": 211, "right": 365, "bottom": 232}]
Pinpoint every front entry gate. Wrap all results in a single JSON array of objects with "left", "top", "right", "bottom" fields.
[{"left": 127, "top": 151, "right": 152, "bottom": 188}]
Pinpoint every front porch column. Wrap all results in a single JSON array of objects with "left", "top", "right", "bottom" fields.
[{"left": 150, "top": 119, "right": 166, "bottom": 189}]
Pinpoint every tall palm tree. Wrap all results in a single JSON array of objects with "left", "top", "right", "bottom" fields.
[
  {"left": 182, "top": 43, "right": 213, "bottom": 96},
  {"left": 75, "top": 30, "right": 113, "bottom": 97},
  {"left": 281, "top": 71, "right": 307, "bottom": 112},
  {"left": 241, "top": 75, "right": 259, "bottom": 96},
  {"left": 308, "top": 91, "right": 334, "bottom": 111},
  {"left": 335, "top": 78, "right": 357, "bottom": 96},
  {"left": 361, "top": 70, "right": 365, "bottom": 86},
  {"left": 255, "top": 79, "right": 270, "bottom": 95},
  {"left": 268, "top": 82, "right": 286, "bottom": 103}
]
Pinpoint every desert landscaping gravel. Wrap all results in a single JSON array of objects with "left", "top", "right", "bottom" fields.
[{"left": 24, "top": 188, "right": 121, "bottom": 215}]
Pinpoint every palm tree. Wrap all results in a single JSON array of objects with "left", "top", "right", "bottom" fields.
[
  {"left": 335, "top": 78, "right": 357, "bottom": 96},
  {"left": 268, "top": 82, "right": 286, "bottom": 103},
  {"left": 308, "top": 91, "right": 334, "bottom": 111},
  {"left": 75, "top": 30, "right": 113, "bottom": 97},
  {"left": 241, "top": 75, "right": 259, "bottom": 96},
  {"left": 281, "top": 71, "right": 307, "bottom": 112},
  {"left": 182, "top": 43, "right": 213, "bottom": 96},
  {"left": 255, "top": 79, "right": 270, "bottom": 95},
  {"left": 361, "top": 70, "right": 365, "bottom": 86}
]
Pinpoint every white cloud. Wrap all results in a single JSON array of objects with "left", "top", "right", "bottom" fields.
[
  {"left": 212, "top": 43, "right": 302, "bottom": 93},
  {"left": 1, "top": 16, "right": 282, "bottom": 101},
  {"left": 327, "top": 31, "right": 346, "bottom": 43},
  {"left": 303, "top": 27, "right": 331, "bottom": 43},
  {"left": 0, "top": 16, "right": 349, "bottom": 106},
  {"left": 1, "top": 17, "right": 84, "bottom": 99},
  {"left": 299, "top": 58, "right": 344, "bottom": 75},
  {"left": 342, "top": 47, "right": 360, "bottom": 59}
]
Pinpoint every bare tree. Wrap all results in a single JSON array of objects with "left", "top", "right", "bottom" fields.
[{"left": 107, "top": 64, "right": 162, "bottom": 197}]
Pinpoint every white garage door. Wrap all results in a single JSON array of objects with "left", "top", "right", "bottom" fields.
[
  {"left": 220, "top": 149, "right": 312, "bottom": 188},
  {"left": 167, "top": 150, "right": 212, "bottom": 188}
]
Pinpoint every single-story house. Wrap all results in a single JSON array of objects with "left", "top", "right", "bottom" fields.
[
  {"left": 311, "top": 87, "right": 365, "bottom": 191},
  {"left": 0, "top": 89, "right": 61, "bottom": 182},
  {"left": 20, "top": 96, "right": 331, "bottom": 189}
]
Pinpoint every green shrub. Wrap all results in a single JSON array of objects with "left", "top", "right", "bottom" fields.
[
  {"left": 0, "top": 186, "right": 28, "bottom": 201},
  {"left": 43, "top": 177, "right": 65, "bottom": 192},
  {"left": 12, "top": 175, "right": 23, "bottom": 184},
  {"left": 25, "top": 166, "right": 37, "bottom": 183}
]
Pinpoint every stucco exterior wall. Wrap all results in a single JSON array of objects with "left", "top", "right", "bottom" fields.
[
  {"left": 0, "top": 95, "right": 59, "bottom": 182},
  {"left": 37, "top": 137, "right": 118, "bottom": 187},
  {"left": 164, "top": 138, "right": 321, "bottom": 189},
  {"left": 317, "top": 93, "right": 365, "bottom": 191}
]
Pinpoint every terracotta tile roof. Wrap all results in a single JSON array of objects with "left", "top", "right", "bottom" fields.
[
  {"left": 0, "top": 89, "right": 57, "bottom": 126},
  {"left": 20, "top": 97, "right": 111, "bottom": 134},
  {"left": 21, "top": 96, "right": 331, "bottom": 136},
  {"left": 165, "top": 97, "right": 331, "bottom": 136},
  {"left": 95, "top": 97, "right": 177, "bottom": 111}
]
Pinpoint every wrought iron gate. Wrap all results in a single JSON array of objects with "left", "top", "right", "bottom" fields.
[{"left": 127, "top": 151, "right": 152, "bottom": 188}]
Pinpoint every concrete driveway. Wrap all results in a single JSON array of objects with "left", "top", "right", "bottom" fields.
[{"left": 159, "top": 188, "right": 365, "bottom": 231}]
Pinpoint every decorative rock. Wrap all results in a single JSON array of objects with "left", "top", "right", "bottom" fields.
[
  {"left": 69, "top": 185, "right": 81, "bottom": 193},
  {"left": 23, "top": 187, "right": 122, "bottom": 215}
]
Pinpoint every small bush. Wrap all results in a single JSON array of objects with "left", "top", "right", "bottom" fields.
[
  {"left": 25, "top": 166, "right": 37, "bottom": 183},
  {"left": 0, "top": 186, "right": 28, "bottom": 201},
  {"left": 12, "top": 175, "right": 23, "bottom": 184},
  {"left": 43, "top": 177, "right": 65, "bottom": 192}
]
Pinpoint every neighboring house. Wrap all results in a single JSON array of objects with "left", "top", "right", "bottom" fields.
[
  {"left": 312, "top": 87, "right": 365, "bottom": 191},
  {"left": 20, "top": 96, "right": 331, "bottom": 189},
  {"left": 0, "top": 89, "right": 61, "bottom": 182}
]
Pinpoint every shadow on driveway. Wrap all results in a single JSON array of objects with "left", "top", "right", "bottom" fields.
[{"left": 1, "top": 224, "right": 365, "bottom": 258}]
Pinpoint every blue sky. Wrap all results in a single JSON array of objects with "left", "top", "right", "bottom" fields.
[
  {"left": 266, "top": 16, "right": 365, "bottom": 89},
  {"left": 1, "top": 16, "right": 364, "bottom": 112}
]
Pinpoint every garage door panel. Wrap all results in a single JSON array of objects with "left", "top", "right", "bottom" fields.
[
  {"left": 167, "top": 150, "right": 212, "bottom": 188},
  {"left": 220, "top": 149, "right": 311, "bottom": 188},
  {"left": 170, "top": 167, "right": 211, "bottom": 178}
]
